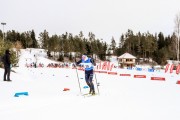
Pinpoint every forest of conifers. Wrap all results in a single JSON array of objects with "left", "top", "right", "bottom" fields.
[{"left": 0, "top": 29, "right": 178, "bottom": 65}]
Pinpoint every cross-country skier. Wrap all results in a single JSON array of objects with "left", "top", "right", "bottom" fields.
[{"left": 76, "top": 53, "right": 96, "bottom": 95}]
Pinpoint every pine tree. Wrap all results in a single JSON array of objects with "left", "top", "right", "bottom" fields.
[
  {"left": 39, "top": 30, "right": 49, "bottom": 49},
  {"left": 31, "top": 30, "right": 38, "bottom": 48}
]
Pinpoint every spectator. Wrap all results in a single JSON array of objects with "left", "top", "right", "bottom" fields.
[{"left": 2, "top": 49, "right": 12, "bottom": 82}]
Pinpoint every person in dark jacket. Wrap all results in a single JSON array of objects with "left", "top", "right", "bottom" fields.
[
  {"left": 3, "top": 49, "right": 11, "bottom": 81},
  {"left": 76, "top": 53, "right": 96, "bottom": 95}
]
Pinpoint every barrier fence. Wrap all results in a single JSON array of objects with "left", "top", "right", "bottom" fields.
[
  {"left": 24, "top": 61, "right": 180, "bottom": 85},
  {"left": 74, "top": 62, "right": 180, "bottom": 85}
]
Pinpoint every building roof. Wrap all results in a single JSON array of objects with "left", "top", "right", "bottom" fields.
[{"left": 118, "top": 52, "right": 136, "bottom": 59}]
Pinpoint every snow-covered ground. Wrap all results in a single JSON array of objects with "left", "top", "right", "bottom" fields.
[{"left": 0, "top": 48, "right": 180, "bottom": 120}]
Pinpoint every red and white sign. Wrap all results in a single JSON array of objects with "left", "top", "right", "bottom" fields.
[
  {"left": 99, "top": 71, "right": 107, "bottom": 73},
  {"left": 78, "top": 68, "right": 84, "bottom": 71},
  {"left": 94, "top": 70, "right": 100, "bottom": 73},
  {"left": 108, "top": 72, "right": 117, "bottom": 75},
  {"left": 165, "top": 64, "right": 180, "bottom": 74},
  {"left": 151, "top": 77, "right": 165, "bottom": 81},
  {"left": 165, "top": 64, "right": 170, "bottom": 73},
  {"left": 97, "top": 61, "right": 114, "bottom": 71},
  {"left": 170, "top": 64, "right": 174, "bottom": 73},
  {"left": 120, "top": 74, "right": 131, "bottom": 76},
  {"left": 134, "top": 75, "right": 146, "bottom": 78},
  {"left": 176, "top": 65, "right": 180, "bottom": 74}
]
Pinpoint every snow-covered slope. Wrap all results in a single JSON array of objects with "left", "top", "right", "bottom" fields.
[{"left": 0, "top": 48, "right": 180, "bottom": 120}]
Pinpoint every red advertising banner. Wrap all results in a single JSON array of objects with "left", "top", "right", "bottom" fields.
[
  {"left": 134, "top": 75, "right": 146, "bottom": 78},
  {"left": 120, "top": 74, "right": 131, "bottom": 76},
  {"left": 99, "top": 71, "right": 107, "bottom": 73},
  {"left": 151, "top": 77, "right": 165, "bottom": 81},
  {"left": 107, "top": 72, "right": 117, "bottom": 75}
]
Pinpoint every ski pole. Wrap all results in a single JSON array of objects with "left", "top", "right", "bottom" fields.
[
  {"left": 94, "top": 73, "right": 100, "bottom": 95},
  {"left": 75, "top": 66, "right": 82, "bottom": 95}
]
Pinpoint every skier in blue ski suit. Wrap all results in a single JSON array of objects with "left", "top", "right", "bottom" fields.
[{"left": 76, "top": 54, "right": 96, "bottom": 95}]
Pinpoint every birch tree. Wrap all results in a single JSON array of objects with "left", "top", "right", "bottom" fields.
[{"left": 174, "top": 12, "right": 180, "bottom": 61}]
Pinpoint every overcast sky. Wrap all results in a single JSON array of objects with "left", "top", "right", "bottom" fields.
[{"left": 1, "top": 0, "right": 180, "bottom": 44}]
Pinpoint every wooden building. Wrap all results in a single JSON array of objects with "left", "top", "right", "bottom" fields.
[{"left": 118, "top": 53, "right": 136, "bottom": 68}]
